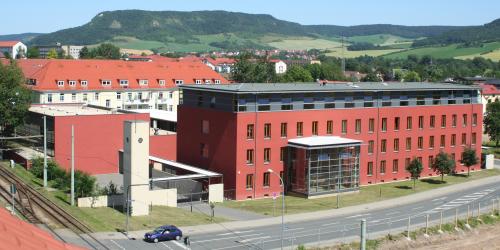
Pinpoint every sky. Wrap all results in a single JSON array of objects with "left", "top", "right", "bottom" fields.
[{"left": 2, "top": 0, "right": 500, "bottom": 35}]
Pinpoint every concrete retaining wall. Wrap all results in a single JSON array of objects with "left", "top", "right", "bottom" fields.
[{"left": 77, "top": 194, "right": 124, "bottom": 208}]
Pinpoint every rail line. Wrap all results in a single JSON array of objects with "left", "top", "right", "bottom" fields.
[{"left": 0, "top": 164, "right": 109, "bottom": 249}]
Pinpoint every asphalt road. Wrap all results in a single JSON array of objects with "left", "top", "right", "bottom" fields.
[{"left": 97, "top": 178, "right": 500, "bottom": 250}]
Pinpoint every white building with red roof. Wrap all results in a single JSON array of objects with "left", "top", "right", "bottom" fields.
[
  {"left": 480, "top": 83, "right": 500, "bottom": 113},
  {"left": 0, "top": 41, "right": 27, "bottom": 59},
  {"left": 202, "top": 57, "right": 236, "bottom": 74},
  {"left": 15, "top": 59, "right": 229, "bottom": 112}
]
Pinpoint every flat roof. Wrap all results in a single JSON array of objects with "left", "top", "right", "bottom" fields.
[
  {"left": 288, "top": 136, "right": 362, "bottom": 149},
  {"left": 181, "top": 82, "right": 479, "bottom": 94},
  {"left": 149, "top": 155, "right": 221, "bottom": 177},
  {"left": 131, "top": 109, "right": 177, "bottom": 122},
  {"left": 30, "top": 104, "right": 124, "bottom": 116}
]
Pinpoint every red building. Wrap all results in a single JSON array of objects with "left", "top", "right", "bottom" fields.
[{"left": 178, "top": 82, "right": 483, "bottom": 200}]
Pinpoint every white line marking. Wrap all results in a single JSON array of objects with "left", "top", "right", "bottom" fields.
[
  {"left": 346, "top": 213, "right": 370, "bottom": 219},
  {"left": 432, "top": 196, "right": 447, "bottom": 201},
  {"left": 109, "top": 239, "right": 126, "bottom": 250},
  {"left": 217, "top": 230, "right": 254, "bottom": 236},
  {"left": 193, "top": 233, "right": 262, "bottom": 243},
  {"left": 238, "top": 236, "right": 271, "bottom": 243},
  {"left": 385, "top": 211, "right": 399, "bottom": 216},
  {"left": 285, "top": 227, "right": 304, "bottom": 231},
  {"left": 322, "top": 222, "right": 338, "bottom": 226},
  {"left": 161, "top": 242, "right": 174, "bottom": 250},
  {"left": 171, "top": 240, "right": 187, "bottom": 249},
  {"left": 412, "top": 206, "right": 424, "bottom": 210}
]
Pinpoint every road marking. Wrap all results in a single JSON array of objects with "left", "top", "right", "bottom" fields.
[
  {"left": 285, "top": 227, "right": 304, "bottom": 231},
  {"left": 346, "top": 213, "right": 370, "bottom": 219},
  {"left": 192, "top": 233, "right": 262, "bottom": 243},
  {"left": 217, "top": 230, "right": 254, "bottom": 236},
  {"left": 161, "top": 242, "right": 174, "bottom": 250},
  {"left": 171, "top": 240, "right": 187, "bottom": 249},
  {"left": 322, "top": 222, "right": 338, "bottom": 226},
  {"left": 109, "top": 239, "right": 126, "bottom": 250},
  {"left": 432, "top": 196, "right": 447, "bottom": 201},
  {"left": 385, "top": 211, "right": 399, "bottom": 216},
  {"left": 412, "top": 206, "right": 424, "bottom": 210},
  {"left": 238, "top": 236, "right": 271, "bottom": 243}
]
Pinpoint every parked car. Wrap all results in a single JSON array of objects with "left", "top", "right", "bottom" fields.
[{"left": 144, "top": 225, "right": 182, "bottom": 243}]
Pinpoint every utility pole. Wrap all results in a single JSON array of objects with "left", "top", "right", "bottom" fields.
[
  {"left": 43, "top": 115, "right": 47, "bottom": 188},
  {"left": 70, "top": 125, "right": 75, "bottom": 206},
  {"left": 341, "top": 36, "right": 346, "bottom": 75}
]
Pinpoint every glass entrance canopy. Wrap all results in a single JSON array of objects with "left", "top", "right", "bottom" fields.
[{"left": 287, "top": 136, "right": 361, "bottom": 198}]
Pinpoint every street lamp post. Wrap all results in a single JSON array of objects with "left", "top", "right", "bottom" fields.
[{"left": 268, "top": 169, "right": 285, "bottom": 250}]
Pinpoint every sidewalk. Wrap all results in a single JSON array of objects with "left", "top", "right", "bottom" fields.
[
  {"left": 178, "top": 202, "right": 268, "bottom": 221},
  {"left": 94, "top": 174, "right": 500, "bottom": 240}
]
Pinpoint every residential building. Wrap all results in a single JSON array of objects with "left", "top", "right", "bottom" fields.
[
  {"left": 479, "top": 83, "right": 500, "bottom": 113},
  {"left": 203, "top": 57, "right": 236, "bottom": 74},
  {"left": 271, "top": 59, "right": 287, "bottom": 74},
  {"left": 177, "top": 82, "right": 482, "bottom": 200},
  {"left": 61, "top": 45, "right": 84, "bottom": 59},
  {"left": 0, "top": 41, "right": 27, "bottom": 59},
  {"left": 15, "top": 59, "right": 229, "bottom": 112},
  {"left": 37, "top": 44, "right": 64, "bottom": 58}
]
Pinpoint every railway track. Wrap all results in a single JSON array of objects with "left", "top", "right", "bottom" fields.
[{"left": 0, "top": 165, "right": 109, "bottom": 250}]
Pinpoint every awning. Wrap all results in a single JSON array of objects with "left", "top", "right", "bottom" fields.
[{"left": 288, "top": 136, "right": 362, "bottom": 149}]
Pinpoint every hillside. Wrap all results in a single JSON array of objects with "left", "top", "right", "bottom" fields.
[
  {"left": 0, "top": 33, "right": 43, "bottom": 43},
  {"left": 29, "top": 10, "right": 461, "bottom": 52},
  {"left": 413, "top": 18, "right": 500, "bottom": 47}
]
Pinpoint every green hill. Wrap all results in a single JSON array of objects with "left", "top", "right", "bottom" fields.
[
  {"left": 0, "top": 33, "right": 43, "bottom": 43},
  {"left": 29, "top": 10, "right": 462, "bottom": 51}
]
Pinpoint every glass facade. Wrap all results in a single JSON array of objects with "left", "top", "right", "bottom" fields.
[{"left": 287, "top": 144, "right": 360, "bottom": 197}]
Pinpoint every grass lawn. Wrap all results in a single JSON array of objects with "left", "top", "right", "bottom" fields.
[
  {"left": 267, "top": 37, "right": 343, "bottom": 50},
  {"left": 3, "top": 162, "right": 227, "bottom": 232},
  {"left": 325, "top": 48, "right": 403, "bottom": 58},
  {"left": 346, "top": 34, "right": 414, "bottom": 46},
  {"left": 223, "top": 169, "right": 500, "bottom": 216},
  {"left": 456, "top": 49, "right": 500, "bottom": 61},
  {"left": 383, "top": 41, "right": 500, "bottom": 59}
]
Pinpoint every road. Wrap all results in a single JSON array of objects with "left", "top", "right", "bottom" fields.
[{"left": 94, "top": 177, "right": 500, "bottom": 250}]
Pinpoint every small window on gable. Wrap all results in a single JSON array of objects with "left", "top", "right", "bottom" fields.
[
  {"left": 80, "top": 80, "right": 88, "bottom": 86},
  {"left": 195, "top": 79, "right": 202, "bottom": 84},
  {"left": 68, "top": 80, "right": 76, "bottom": 86},
  {"left": 158, "top": 79, "right": 165, "bottom": 86},
  {"left": 139, "top": 79, "right": 148, "bottom": 85},
  {"left": 101, "top": 80, "right": 111, "bottom": 86},
  {"left": 215, "top": 79, "right": 221, "bottom": 84},
  {"left": 175, "top": 79, "right": 184, "bottom": 85},
  {"left": 57, "top": 80, "right": 65, "bottom": 87},
  {"left": 205, "top": 79, "right": 211, "bottom": 84},
  {"left": 119, "top": 79, "right": 129, "bottom": 86}
]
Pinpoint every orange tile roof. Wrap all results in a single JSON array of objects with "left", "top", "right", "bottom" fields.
[
  {"left": 0, "top": 207, "right": 86, "bottom": 250},
  {"left": 0, "top": 41, "right": 21, "bottom": 47},
  {"left": 205, "top": 57, "right": 236, "bottom": 65},
  {"left": 16, "top": 59, "right": 229, "bottom": 91},
  {"left": 480, "top": 83, "right": 500, "bottom": 95}
]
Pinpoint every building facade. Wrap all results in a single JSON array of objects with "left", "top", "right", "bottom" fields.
[
  {"left": 16, "top": 59, "right": 229, "bottom": 112},
  {"left": 0, "top": 41, "right": 27, "bottom": 59},
  {"left": 177, "top": 82, "right": 483, "bottom": 200}
]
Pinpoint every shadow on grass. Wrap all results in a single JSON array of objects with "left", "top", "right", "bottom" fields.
[
  {"left": 395, "top": 185, "right": 412, "bottom": 190},
  {"left": 421, "top": 179, "right": 446, "bottom": 184},
  {"left": 452, "top": 173, "right": 468, "bottom": 178}
]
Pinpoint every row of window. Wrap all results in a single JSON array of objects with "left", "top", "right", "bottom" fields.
[
  {"left": 368, "top": 133, "right": 477, "bottom": 153},
  {"left": 366, "top": 152, "right": 467, "bottom": 176},
  {"left": 46, "top": 91, "right": 173, "bottom": 103},
  {"left": 245, "top": 171, "right": 284, "bottom": 189},
  {"left": 246, "top": 114, "right": 478, "bottom": 139},
  {"left": 245, "top": 147, "right": 287, "bottom": 165},
  {"left": 55, "top": 79, "right": 221, "bottom": 87}
]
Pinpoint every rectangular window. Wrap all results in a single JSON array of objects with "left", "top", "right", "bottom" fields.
[
  {"left": 428, "top": 156, "right": 434, "bottom": 170},
  {"left": 406, "top": 137, "right": 412, "bottom": 151},
  {"left": 429, "top": 136, "right": 435, "bottom": 148},
  {"left": 195, "top": 80, "right": 202, "bottom": 84},
  {"left": 368, "top": 140, "right": 374, "bottom": 154},
  {"left": 430, "top": 115, "right": 435, "bottom": 128},
  {"left": 341, "top": 120, "right": 347, "bottom": 134},
  {"left": 202, "top": 120, "right": 210, "bottom": 134},
  {"left": 440, "top": 135, "right": 446, "bottom": 148},
  {"left": 368, "top": 118, "right": 375, "bottom": 133},
  {"left": 281, "top": 123, "right": 287, "bottom": 137},
  {"left": 247, "top": 124, "right": 254, "bottom": 139},
  {"left": 57, "top": 80, "right": 64, "bottom": 86},
  {"left": 355, "top": 119, "right": 361, "bottom": 133},
  {"left": 116, "top": 92, "right": 121, "bottom": 100},
  {"left": 47, "top": 93, "right": 53, "bottom": 103},
  {"left": 215, "top": 80, "right": 221, "bottom": 84},
  {"left": 381, "top": 118, "right": 387, "bottom": 132},
  {"left": 472, "top": 113, "right": 477, "bottom": 126},
  {"left": 380, "top": 160, "right": 386, "bottom": 174},
  {"left": 297, "top": 122, "right": 303, "bottom": 136},
  {"left": 452, "top": 114, "right": 457, "bottom": 127},
  {"left": 461, "top": 133, "right": 467, "bottom": 145},
  {"left": 264, "top": 148, "right": 271, "bottom": 163},
  {"left": 392, "top": 159, "right": 399, "bottom": 173},
  {"left": 80, "top": 80, "right": 88, "bottom": 86},
  {"left": 60, "top": 94, "right": 64, "bottom": 101},
  {"left": 405, "top": 158, "right": 411, "bottom": 168},
  {"left": 246, "top": 174, "right": 253, "bottom": 189},
  {"left": 246, "top": 149, "right": 254, "bottom": 164},
  {"left": 451, "top": 134, "right": 456, "bottom": 147},
  {"left": 472, "top": 132, "right": 477, "bottom": 145},
  {"left": 418, "top": 136, "right": 423, "bottom": 149},
  {"left": 119, "top": 79, "right": 129, "bottom": 86},
  {"left": 463, "top": 114, "right": 468, "bottom": 127},
  {"left": 441, "top": 115, "right": 446, "bottom": 128},
  {"left": 280, "top": 147, "right": 286, "bottom": 162},
  {"left": 95, "top": 93, "right": 99, "bottom": 100},
  {"left": 367, "top": 162, "right": 373, "bottom": 176},
  {"left": 82, "top": 93, "right": 87, "bottom": 101},
  {"left": 406, "top": 116, "right": 412, "bottom": 130},
  {"left": 394, "top": 117, "right": 400, "bottom": 131},
  {"left": 394, "top": 138, "right": 400, "bottom": 152},
  {"left": 263, "top": 172, "right": 270, "bottom": 187},
  {"left": 326, "top": 120, "right": 333, "bottom": 135},
  {"left": 101, "top": 80, "right": 111, "bottom": 86},
  {"left": 139, "top": 79, "right": 149, "bottom": 85},
  {"left": 312, "top": 121, "right": 318, "bottom": 135},
  {"left": 205, "top": 79, "right": 211, "bottom": 84},
  {"left": 71, "top": 93, "right": 76, "bottom": 102},
  {"left": 68, "top": 80, "right": 76, "bottom": 86},
  {"left": 158, "top": 79, "right": 166, "bottom": 86},
  {"left": 381, "top": 139, "right": 387, "bottom": 153},
  {"left": 418, "top": 116, "right": 424, "bottom": 129},
  {"left": 200, "top": 143, "right": 209, "bottom": 158},
  {"left": 264, "top": 123, "right": 271, "bottom": 139}
]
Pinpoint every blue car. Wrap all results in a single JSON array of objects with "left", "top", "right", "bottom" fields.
[{"left": 144, "top": 225, "right": 183, "bottom": 243}]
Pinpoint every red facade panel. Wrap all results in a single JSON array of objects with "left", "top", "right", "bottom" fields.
[{"left": 150, "top": 134, "right": 177, "bottom": 161}]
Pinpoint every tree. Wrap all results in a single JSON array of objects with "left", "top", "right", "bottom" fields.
[
  {"left": 461, "top": 147, "right": 478, "bottom": 177},
  {"left": 432, "top": 152, "right": 456, "bottom": 182},
  {"left": 93, "top": 43, "right": 121, "bottom": 59},
  {"left": 0, "top": 62, "right": 32, "bottom": 136},
  {"left": 79, "top": 46, "right": 90, "bottom": 59},
  {"left": 361, "top": 72, "right": 381, "bottom": 82},
  {"left": 281, "top": 65, "right": 313, "bottom": 82},
  {"left": 403, "top": 71, "right": 421, "bottom": 82},
  {"left": 484, "top": 102, "right": 500, "bottom": 146},
  {"left": 47, "top": 48, "right": 58, "bottom": 59},
  {"left": 27, "top": 47, "right": 40, "bottom": 58},
  {"left": 406, "top": 158, "right": 423, "bottom": 190}
]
